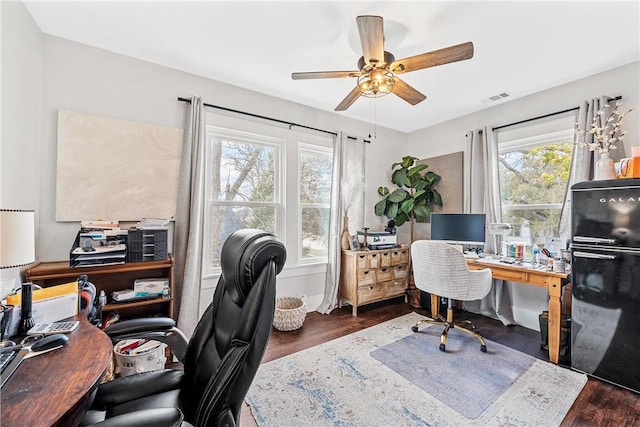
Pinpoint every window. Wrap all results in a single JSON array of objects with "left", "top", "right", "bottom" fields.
[
  {"left": 496, "top": 113, "right": 576, "bottom": 250},
  {"left": 205, "top": 127, "right": 281, "bottom": 269},
  {"left": 204, "top": 113, "right": 333, "bottom": 274},
  {"left": 298, "top": 144, "right": 332, "bottom": 262}
]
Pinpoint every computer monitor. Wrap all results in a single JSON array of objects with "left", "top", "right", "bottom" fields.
[{"left": 430, "top": 213, "right": 486, "bottom": 246}]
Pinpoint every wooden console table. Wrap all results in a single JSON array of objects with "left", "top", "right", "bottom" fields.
[{"left": 428, "top": 259, "right": 569, "bottom": 364}]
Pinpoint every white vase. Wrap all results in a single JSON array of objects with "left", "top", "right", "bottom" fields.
[{"left": 594, "top": 152, "right": 616, "bottom": 180}]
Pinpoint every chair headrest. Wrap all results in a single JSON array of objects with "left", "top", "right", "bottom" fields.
[{"left": 220, "top": 229, "right": 287, "bottom": 305}]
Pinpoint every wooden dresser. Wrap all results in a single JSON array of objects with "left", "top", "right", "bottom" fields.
[{"left": 339, "top": 247, "right": 410, "bottom": 316}]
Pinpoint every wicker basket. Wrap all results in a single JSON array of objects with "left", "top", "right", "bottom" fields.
[{"left": 273, "top": 295, "right": 306, "bottom": 331}]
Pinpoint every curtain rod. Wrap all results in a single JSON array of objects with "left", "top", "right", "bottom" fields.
[
  {"left": 178, "top": 97, "right": 370, "bottom": 143},
  {"left": 492, "top": 95, "right": 622, "bottom": 132}
]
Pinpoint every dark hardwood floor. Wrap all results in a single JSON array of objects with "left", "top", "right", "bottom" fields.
[{"left": 241, "top": 298, "right": 640, "bottom": 426}]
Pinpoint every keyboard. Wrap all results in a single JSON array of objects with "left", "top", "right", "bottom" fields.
[
  {"left": 0, "top": 348, "right": 27, "bottom": 388},
  {"left": 0, "top": 350, "right": 17, "bottom": 373},
  {"left": 27, "top": 321, "right": 79, "bottom": 336},
  {"left": 463, "top": 251, "right": 479, "bottom": 259}
]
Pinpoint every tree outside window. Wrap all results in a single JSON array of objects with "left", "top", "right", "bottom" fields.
[
  {"left": 299, "top": 145, "right": 332, "bottom": 261},
  {"left": 204, "top": 124, "right": 333, "bottom": 272},
  {"left": 207, "top": 130, "right": 279, "bottom": 269},
  {"left": 497, "top": 117, "right": 575, "bottom": 254}
]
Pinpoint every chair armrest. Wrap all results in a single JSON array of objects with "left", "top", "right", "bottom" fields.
[
  {"left": 104, "top": 318, "right": 176, "bottom": 335},
  {"left": 93, "top": 370, "right": 184, "bottom": 409},
  {"left": 195, "top": 341, "right": 247, "bottom": 426},
  {"left": 88, "top": 408, "right": 187, "bottom": 427},
  {"left": 104, "top": 318, "right": 189, "bottom": 362}
]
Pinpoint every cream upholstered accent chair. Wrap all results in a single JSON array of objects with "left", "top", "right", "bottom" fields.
[{"left": 411, "top": 240, "right": 493, "bottom": 352}]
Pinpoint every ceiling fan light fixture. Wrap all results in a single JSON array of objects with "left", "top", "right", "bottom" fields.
[{"left": 357, "top": 68, "right": 395, "bottom": 98}]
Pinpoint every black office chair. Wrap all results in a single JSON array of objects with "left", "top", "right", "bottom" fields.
[{"left": 81, "top": 229, "right": 286, "bottom": 427}]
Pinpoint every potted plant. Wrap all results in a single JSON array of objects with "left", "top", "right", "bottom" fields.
[{"left": 374, "top": 155, "right": 443, "bottom": 307}]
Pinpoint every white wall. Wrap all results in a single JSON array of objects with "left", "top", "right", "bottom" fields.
[
  {"left": 3, "top": 15, "right": 408, "bottom": 314},
  {"left": 0, "top": 1, "right": 42, "bottom": 297},
  {"left": 407, "top": 61, "right": 640, "bottom": 330},
  {"left": 6, "top": 0, "right": 638, "bottom": 324}
]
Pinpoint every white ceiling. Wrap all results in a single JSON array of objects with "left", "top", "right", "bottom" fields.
[{"left": 23, "top": 1, "right": 640, "bottom": 133}]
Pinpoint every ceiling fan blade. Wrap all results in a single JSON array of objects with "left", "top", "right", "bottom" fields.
[
  {"left": 391, "top": 41, "right": 474, "bottom": 74},
  {"left": 356, "top": 15, "right": 385, "bottom": 66},
  {"left": 392, "top": 77, "right": 427, "bottom": 105},
  {"left": 335, "top": 86, "right": 362, "bottom": 111},
  {"left": 292, "top": 71, "right": 360, "bottom": 80}
]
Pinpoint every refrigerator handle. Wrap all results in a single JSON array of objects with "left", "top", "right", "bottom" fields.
[
  {"left": 573, "top": 251, "right": 616, "bottom": 260},
  {"left": 573, "top": 236, "right": 617, "bottom": 244}
]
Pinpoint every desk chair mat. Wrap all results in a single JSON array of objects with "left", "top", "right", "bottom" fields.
[{"left": 370, "top": 331, "right": 535, "bottom": 419}]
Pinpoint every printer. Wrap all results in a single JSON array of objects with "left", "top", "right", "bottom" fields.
[{"left": 356, "top": 231, "right": 397, "bottom": 250}]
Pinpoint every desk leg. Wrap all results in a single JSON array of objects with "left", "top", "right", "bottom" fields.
[
  {"left": 547, "top": 279, "right": 562, "bottom": 364},
  {"left": 430, "top": 294, "right": 439, "bottom": 318}
]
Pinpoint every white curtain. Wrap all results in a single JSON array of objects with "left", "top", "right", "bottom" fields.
[
  {"left": 317, "top": 132, "right": 365, "bottom": 314},
  {"left": 463, "top": 128, "right": 515, "bottom": 325},
  {"left": 558, "top": 96, "right": 626, "bottom": 238},
  {"left": 173, "top": 96, "right": 206, "bottom": 338}
]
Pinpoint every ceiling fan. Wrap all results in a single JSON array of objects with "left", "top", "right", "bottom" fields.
[{"left": 292, "top": 15, "right": 474, "bottom": 111}]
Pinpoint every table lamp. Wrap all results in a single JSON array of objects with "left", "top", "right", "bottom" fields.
[
  {"left": 486, "top": 222, "right": 512, "bottom": 259},
  {"left": 0, "top": 209, "right": 36, "bottom": 338}
]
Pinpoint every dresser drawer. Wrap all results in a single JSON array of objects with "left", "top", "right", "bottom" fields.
[
  {"left": 367, "top": 253, "right": 380, "bottom": 269},
  {"left": 384, "top": 280, "right": 407, "bottom": 297},
  {"left": 379, "top": 252, "right": 392, "bottom": 267},
  {"left": 356, "top": 269, "right": 376, "bottom": 286},
  {"left": 391, "top": 249, "right": 409, "bottom": 265},
  {"left": 392, "top": 265, "right": 408, "bottom": 279},
  {"left": 376, "top": 267, "right": 393, "bottom": 282},
  {"left": 358, "top": 284, "right": 384, "bottom": 304},
  {"left": 355, "top": 254, "right": 368, "bottom": 269}
]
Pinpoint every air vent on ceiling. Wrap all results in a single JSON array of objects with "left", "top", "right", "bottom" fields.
[{"left": 483, "top": 92, "right": 511, "bottom": 104}]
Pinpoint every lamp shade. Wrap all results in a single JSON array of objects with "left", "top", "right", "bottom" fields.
[{"left": 0, "top": 209, "right": 35, "bottom": 269}]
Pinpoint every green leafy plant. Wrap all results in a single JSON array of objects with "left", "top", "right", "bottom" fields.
[{"left": 375, "top": 156, "right": 443, "bottom": 238}]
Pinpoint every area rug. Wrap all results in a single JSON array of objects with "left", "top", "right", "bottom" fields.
[{"left": 246, "top": 312, "right": 587, "bottom": 426}]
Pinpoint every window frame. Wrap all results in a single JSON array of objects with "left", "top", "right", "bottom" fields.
[
  {"left": 202, "top": 111, "right": 333, "bottom": 278},
  {"left": 297, "top": 142, "right": 333, "bottom": 264},
  {"left": 495, "top": 112, "right": 576, "bottom": 245},
  {"left": 202, "top": 125, "right": 284, "bottom": 277}
]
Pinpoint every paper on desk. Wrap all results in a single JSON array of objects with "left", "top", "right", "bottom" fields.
[
  {"left": 4, "top": 282, "right": 78, "bottom": 336},
  {"left": 71, "top": 244, "right": 126, "bottom": 255}
]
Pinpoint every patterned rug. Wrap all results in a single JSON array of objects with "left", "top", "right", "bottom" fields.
[{"left": 246, "top": 312, "right": 587, "bottom": 426}]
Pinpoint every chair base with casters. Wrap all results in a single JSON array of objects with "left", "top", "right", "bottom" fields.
[
  {"left": 410, "top": 240, "right": 493, "bottom": 354},
  {"left": 411, "top": 298, "right": 488, "bottom": 352}
]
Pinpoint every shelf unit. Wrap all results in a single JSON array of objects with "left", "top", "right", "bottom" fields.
[
  {"left": 25, "top": 256, "right": 174, "bottom": 321},
  {"left": 339, "top": 247, "right": 410, "bottom": 316}
]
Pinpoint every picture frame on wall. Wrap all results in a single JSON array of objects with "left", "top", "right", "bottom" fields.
[{"left": 349, "top": 235, "right": 360, "bottom": 251}]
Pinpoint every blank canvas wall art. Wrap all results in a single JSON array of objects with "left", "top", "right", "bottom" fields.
[{"left": 56, "top": 110, "right": 183, "bottom": 221}]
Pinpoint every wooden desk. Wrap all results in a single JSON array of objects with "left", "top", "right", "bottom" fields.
[
  {"left": 1, "top": 315, "right": 112, "bottom": 427},
  {"left": 429, "top": 259, "right": 569, "bottom": 364}
]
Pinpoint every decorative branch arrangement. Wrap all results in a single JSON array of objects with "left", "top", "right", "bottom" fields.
[{"left": 575, "top": 102, "right": 637, "bottom": 154}]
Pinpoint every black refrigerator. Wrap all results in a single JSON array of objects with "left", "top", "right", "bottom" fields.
[{"left": 571, "top": 178, "right": 640, "bottom": 394}]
